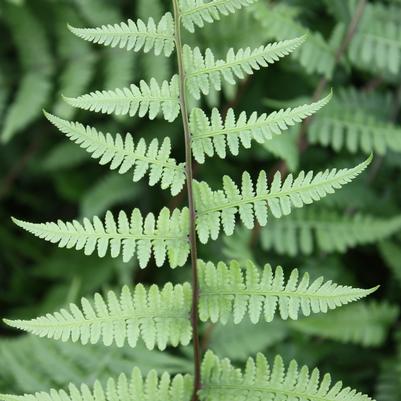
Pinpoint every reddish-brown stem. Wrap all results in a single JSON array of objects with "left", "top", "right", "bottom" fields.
[{"left": 172, "top": 1, "right": 201, "bottom": 400}]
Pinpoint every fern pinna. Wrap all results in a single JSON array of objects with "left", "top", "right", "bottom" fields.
[{"left": 2, "top": 1, "right": 378, "bottom": 401}]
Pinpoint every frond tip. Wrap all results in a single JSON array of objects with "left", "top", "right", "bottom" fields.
[
  {"left": 194, "top": 155, "right": 373, "bottom": 243},
  {"left": 198, "top": 260, "right": 378, "bottom": 324},
  {"left": 12, "top": 208, "right": 190, "bottom": 268},
  {"left": 190, "top": 92, "right": 332, "bottom": 163},
  {"left": 68, "top": 12, "right": 175, "bottom": 56},
  {"left": 200, "top": 351, "right": 375, "bottom": 401},
  {"left": 63, "top": 75, "right": 180, "bottom": 122},
  {"left": 4, "top": 284, "right": 192, "bottom": 350},
  {"left": 0, "top": 368, "right": 193, "bottom": 401},
  {"left": 44, "top": 112, "right": 186, "bottom": 195}
]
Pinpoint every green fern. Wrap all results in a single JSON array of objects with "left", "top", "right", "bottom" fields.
[
  {"left": 4, "top": 257, "right": 376, "bottom": 350},
  {"left": 4, "top": 284, "right": 192, "bottom": 350},
  {"left": 44, "top": 112, "right": 186, "bottom": 195},
  {"left": 309, "top": 88, "right": 401, "bottom": 155},
  {"left": 63, "top": 76, "right": 180, "bottom": 122},
  {"left": 179, "top": 0, "right": 258, "bottom": 32},
  {"left": 194, "top": 156, "right": 372, "bottom": 243},
  {"left": 68, "top": 12, "right": 175, "bottom": 56},
  {"left": 375, "top": 360, "right": 401, "bottom": 401},
  {"left": 261, "top": 208, "right": 401, "bottom": 256},
  {"left": 183, "top": 36, "right": 305, "bottom": 100},
  {"left": 137, "top": 0, "right": 173, "bottom": 82},
  {"left": 348, "top": 1, "right": 401, "bottom": 75},
  {"left": 200, "top": 351, "right": 374, "bottom": 401},
  {"left": 0, "top": 335, "right": 193, "bottom": 394},
  {"left": 3, "top": 1, "right": 380, "bottom": 401},
  {"left": 198, "top": 260, "right": 377, "bottom": 324},
  {"left": 2, "top": 3, "right": 53, "bottom": 142},
  {"left": 290, "top": 301, "right": 399, "bottom": 347},
  {"left": 251, "top": 2, "right": 336, "bottom": 78},
  {"left": 0, "top": 368, "right": 193, "bottom": 401},
  {"left": 2, "top": 74, "right": 51, "bottom": 143},
  {"left": 190, "top": 92, "right": 331, "bottom": 163},
  {"left": 12, "top": 208, "right": 190, "bottom": 268},
  {"left": 52, "top": 4, "right": 97, "bottom": 119}
]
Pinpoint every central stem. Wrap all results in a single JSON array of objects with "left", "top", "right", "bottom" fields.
[{"left": 172, "top": 1, "right": 202, "bottom": 400}]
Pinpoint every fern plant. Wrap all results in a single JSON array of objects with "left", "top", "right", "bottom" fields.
[{"left": 1, "top": 1, "right": 379, "bottom": 401}]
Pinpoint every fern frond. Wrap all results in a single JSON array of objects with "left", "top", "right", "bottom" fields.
[
  {"left": 200, "top": 351, "right": 374, "bottom": 401},
  {"left": 137, "top": 0, "right": 173, "bottom": 83},
  {"left": 44, "top": 112, "right": 186, "bottom": 195},
  {"left": 198, "top": 260, "right": 377, "bottom": 324},
  {"left": 261, "top": 208, "right": 401, "bottom": 256},
  {"left": 4, "top": 284, "right": 192, "bottom": 350},
  {"left": 2, "top": 73, "right": 51, "bottom": 143},
  {"left": 309, "top": 89, "right": 401, "bottom": 155},
  {"left": 0, "top": 334, "right": 193, "bottom": 393},
  {"left": 12, "top": 208, "right": 190, "bottom": 268},
  {"left": 194, "top": 156, "right": 372, "bottom": 243},
  {"left": 251, "top": 3, "right": 336, "bottom": 78},
  {"left": 1, "top": 4, "right": 53, "bottom": 142},
  {"left": 63, "top": 76, "right": 180, "bottom": 122},
  {"left": 0, "top": 368, "right": 193, "bottom": 401},
  {"left": 179, "top": 0, "right": 258, "bottom": 33},
  {"left": 68, "top": 12, "right": 175, "bottom": 57},
  {"left": 183, "top": 37, "right": 305, "bottom": 99},
  {"left": 52, "top": 5, "right": 97, "bottom": 120},
  {"left": 375, "top": 361, "right": 401, "bottom": 401},
  {"left": 190, "top": 92, "right": 331, "bottom": 163},
  {"left": 290, "top": 301, "right": 399, "bottom": 347},
  {"left": 349, "top": 2, "right": 401, "bottom": 75}
]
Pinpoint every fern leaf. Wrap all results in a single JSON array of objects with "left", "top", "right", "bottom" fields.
[
  {"left": 12, "top": 208, "right": 190, "bottom": 269},
  {"left": 309, "top": 89, "right": 401, "bottom": 155},
  {"left": 179, "top": 0, "right": 259, "bottom": 33},
  {"left": 0, "top": 334, "right": 193, "bottom": 393},
  {"left": 348, "top": 2, "right": 401, "bottom": 75},
  {"left": 190, "top": 92, "right": 331, "bottom": 163},
  {"left": 375, "top": 360, "right": 401, "bottom": 401},
  {"left": 3, "top": 3, "right": 54, "bottom": 73},
  {"left": 0, "top": 368, "right": 193, "bottom": 401},
  {"left": 44, "top": 112, "right": 186, "bottom": 195},
  {"left": 290, "top": 301, "right": 399, "bottom": 347},
  {"left": 63, "top": 75, "right": 180, "bottom": 122},
  {"left": 261, "top": 208, "right": 401, "bottom": 256},
  {"left": 4, "top": 284, "right": 192, "bottom": 350},
  {"left": 251, "top": 3, "right": 336, "bottom": 78},
  {"left": 52, "top": 5, "right": 97, "bottom": 120},
  {"left": 198, "top": 260, "right": 378, "bottom": 324},
  {"left": 68, "top": 12, "right": 175, "bottom": 57},
  {"left": 200, "top": 351, "right": 374, "bottom": 401},
  {"left": 137, "top": 0, "right": 173, "bottom": 82},
  {"left": 194, "top": 156, "right": 372, "bottom": 243},
  {"left": 183, "top": 36, "right": 305, "bottom": 99},
  {"left": 2, "top": 73, "right": 51, "bottom": 143},
  {"left": 1, "top": 4, "right": 54, "bottom": 142}
]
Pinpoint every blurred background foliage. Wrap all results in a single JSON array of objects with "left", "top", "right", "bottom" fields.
[{"left": 1, "top": 0, "right": 401, "bottom": 399}]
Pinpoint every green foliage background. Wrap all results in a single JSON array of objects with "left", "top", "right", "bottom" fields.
[{"left": 0, "top": 0, "right": 401, "bottom": 399}]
